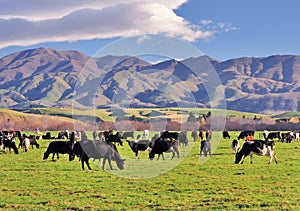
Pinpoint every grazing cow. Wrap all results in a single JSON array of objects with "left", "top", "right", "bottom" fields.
[
  {"left": 73, "top": 140, "right": 125, "bottom": 170},
  {"left": 231, "top": 139, "right": 240, "bottom": 154},
  {"left": 127, "top": 140, "right": 150, "bottom": 159},
  {"left": 266, "top": 132, "right": 281, "bottom": 141},
  {"left": 235, "top": 140, "right": 278, "bottom": 164},
  {"left": 237, "top": 130, "right": 255, "bottom": 140},
  {"left": 23, "top": 134, "right": 40, "bottom": 149},
  {"left": 160, "top": 131, "right": 179, "bottom": 141},
  {"left": 23, "top": 137, "right": 30, "bottom": 152},
  {"left": 223, "top": 131, "right": 231, "bottom": 139},
  {"left": 200, "top": 140, "right": 211, "bottom": 157},
  {"left": 43, "top": 140, "right": 75, "bottom": 160},
  {"left": 143, "top": 129, "right": 149, "bottom": 138},
  {"left": 103, "top": 131, "right": 123, "bottom": 146},
  {"left": 178, "top": 132, "right": 188, "bottom": 146},
  {"left": 122, "top": 131, "right": 135, "bottom": 139},
  {"left": 191, "top": 131, "right": 198, "bottom": 142},
  {"left": 148, "top": 138, "right": 179, "bottom": 160},
  {"left": 281, "top": 132, "right": 294, "bottom": 143},
  {"left": 42, "top": 132, "right": 53, "bottom": 139}
]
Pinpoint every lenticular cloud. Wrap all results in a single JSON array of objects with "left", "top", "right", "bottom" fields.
[{"left": 0, "top": 0, "right": 211, "bottom": 49}]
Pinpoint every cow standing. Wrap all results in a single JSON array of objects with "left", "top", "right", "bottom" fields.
[
  {"left": 235, "top": 140, "right": 278, "bottom": 164},
  {"left": 147, "top": 138, "right": 179, "bottom": 160},
  {"left": 73, "top": 140, "right": 125, "bottom": 170},
  {"left": 127, "top": 140, "right": 150, "bottom": 159}
]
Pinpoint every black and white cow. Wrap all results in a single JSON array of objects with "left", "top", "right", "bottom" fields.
[
  {"left": 127, "top": 140, "right": 150, "bottom": 159},
  {"left": 231, "top": 139, "right": 239, "bottom": 154},
  {"left": 235, "top": 140, "right": 278, "bottom": 164},
  {"left": 147, "top": 138, "right": 179, "bottom": 160}
]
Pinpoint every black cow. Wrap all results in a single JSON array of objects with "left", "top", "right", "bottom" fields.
[
  {"left": 237, "top": 130, "right": 255, "bottom": 140},
  {"left": 235, "top": 140, "right": 278, "bottom": 164},
  {"left": 160, "top": 131, "right": 179, "bottom": 141},
  {"left": 191, "top": 131, "right": 198, "bottom": 142},
  {"left": 281, "top": 132, "right": 294, "bottom": 143},
  {"left": 127, "top": 140, "right": 150, "bottom": 159},
  {"left": 103, "top": 131, "right": 123, "bottom": 146},
  {"left": 122, "top": 131, "right": 135, "bottom": 139},
  {"left": 178, "top": 132, "right": 188, "bottom": 146},
  {"left": 43, "top": 141, "right": 75, "bottom": 160},
  {"left": 148, "top": 138, "right": 179, "bottom": 160},
  {"left": 266, "top": 132, "right": 281, "bottom": 140},
  {"left": 223, "top": 131, "right": 231, "bottom": 139},
  {"left": 200, "top": 140, "right": 211, "bottom": 157},
  {"left": 73, "top": 140, "right": 125, "bottom": 170}
]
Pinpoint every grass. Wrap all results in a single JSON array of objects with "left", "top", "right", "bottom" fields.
[{"left": 0, "top": 131, "right": 299, "bottom": 210}]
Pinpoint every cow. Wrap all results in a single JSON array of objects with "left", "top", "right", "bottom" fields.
[
  {"left": 160, "top": 131, "right": 179, "bottom": 141},
  {"left": 73, "top": 140, "right": 125, "bottom": 170},
  {"left": 266, "top": 132, "right": 281, "bottom": 141},
  {"left": 122, "top": 131, "right": 135, "bottom": 139},
  {"left": 127, "top": 140, "right": 150, "bottom": 159},
  {"left": 0, "top": 131, "right": 19, "bottom": 154},
  {"left": 235, "top": 140, "right": 278, "bottom": 164},
  {"left": 281, "top": 132, "right": 294, "bottom": 143},
  {"left": 200, "top": 140, "right": 211, "bottom": 157},
  {"left": 178, "top": 132, "right": 188, "bottom": 146},
  {"left": 43, "top": 140, "right": 75, "bottom": 161},
  {"left": 231, "top": 139, "right": 239, "bottom": 154},
  {"left": 23, "top": 137, "right": 30, "bottom": 152},
  {"left": 103, "top": 131, "right": 123, "bottom": 146},
  {"left": 191, "top": 131, "right": 198, "bottom": 142},
  {"left": 143, "top": 129, "right": 149, "bottom": 138},
  {"left": 237, "top": 130, "right": 255, "bottom": 140},
  {"left": 223, "top": 131, "right": 231, "bottom": 139},
  {"left": 147, "top": 138, "right": 179, "bottom": 160}
]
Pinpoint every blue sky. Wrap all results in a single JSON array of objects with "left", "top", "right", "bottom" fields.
[{"left": 0, "top": 0, "right": 299, "bottom": 61}]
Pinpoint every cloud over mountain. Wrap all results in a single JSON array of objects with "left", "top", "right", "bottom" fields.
[{"left": 0, "top": 0, "right": 236, "bottom": 49}]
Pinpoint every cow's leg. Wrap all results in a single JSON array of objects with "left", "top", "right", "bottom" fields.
[
  {"left": 102, "top": 158, "right": 106, "bottom": 170},
  {"left": 250, "top": 154, "right": 253, "bottom": 164},
  {"left": 171, "top": 151, "right": 175, "bottom": 160},
  {"left": 81, "top": 159, "right": 85, "bottom": 170},
  {"left": 57, "top": 153, "right": 60, "bottom": 159},
  {"left": 86, "top": 159, "right": 92, "bottom": 170},
  {"left": 240, "top": 155, "right": 246, "bottom": 164},
  {"left": 273, "top": 152, "right": 278, "bottom": 164},
  {"left": 52, "top": 153, "right": 55, "bottom": 160}
]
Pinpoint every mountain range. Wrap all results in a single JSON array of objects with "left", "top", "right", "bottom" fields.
[{"left": 1, "top": 47, "right": 300, "bottom": 113}]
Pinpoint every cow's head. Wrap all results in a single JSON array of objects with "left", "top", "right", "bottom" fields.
[
  {"left": 234, "top": 152, "right": 242, "bottom": 164},
  {"left": 149, "top": 152, "right": 155, "bottom": 160}
]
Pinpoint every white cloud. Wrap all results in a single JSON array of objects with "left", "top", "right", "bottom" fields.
[{"left": 0, "top": 0, "right": 234, "bottom": 49}]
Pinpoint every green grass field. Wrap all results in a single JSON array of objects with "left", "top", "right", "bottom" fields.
[{"left": 0, "top": 132, "right": 299, "bottom": 210}]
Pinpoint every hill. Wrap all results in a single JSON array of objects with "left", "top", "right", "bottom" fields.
[{"left": 1, "top": 47, "right": 300, "bottom": 113}]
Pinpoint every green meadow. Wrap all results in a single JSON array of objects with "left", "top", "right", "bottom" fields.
[{"left": 0, "top": 131, "right": 299, "bottom": 210}]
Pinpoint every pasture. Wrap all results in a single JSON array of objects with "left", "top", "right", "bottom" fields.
[{"left": 0, "top": 131, "right": 299, "bottom": 210}]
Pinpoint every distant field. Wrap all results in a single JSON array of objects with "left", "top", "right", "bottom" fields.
[
  {"left": 8, "top": 107, "right": 270, "bottom": 123},
  {"left": 0, "top": 131, "right": 299, "bottom": 210}
]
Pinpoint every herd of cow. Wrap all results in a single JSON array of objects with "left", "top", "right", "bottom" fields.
[{"left": 1, "top": 129, "right": 298, "bottom": 170}]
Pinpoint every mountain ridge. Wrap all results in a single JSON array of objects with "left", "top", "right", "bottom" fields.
[{"left": 1, "top": 47, "right": 300, "bottom": 113}]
